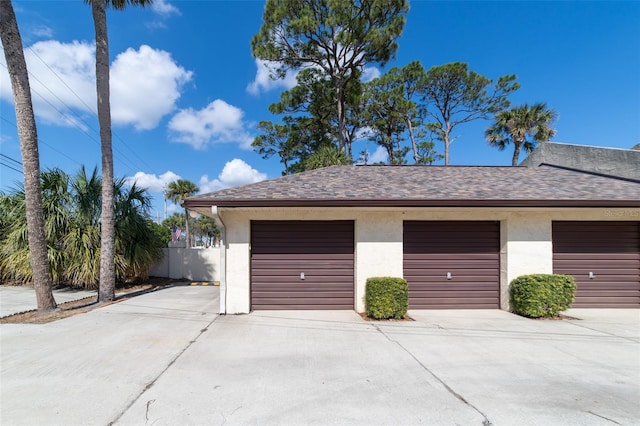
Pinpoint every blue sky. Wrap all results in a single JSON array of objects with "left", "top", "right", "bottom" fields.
[{"left": 1, "top": 0, "right": 638, "bottom": 221}]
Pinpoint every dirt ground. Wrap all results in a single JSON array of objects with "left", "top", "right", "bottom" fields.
[{"left": 0, "top": 277, "right": 182, "bottom": 324}]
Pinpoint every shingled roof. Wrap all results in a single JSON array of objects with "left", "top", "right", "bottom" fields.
[{"left": 184, "top": 165, "right": 640, "bottom": 208}]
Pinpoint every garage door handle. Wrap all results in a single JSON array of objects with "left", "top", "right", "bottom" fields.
[
  {"left": 300, "top": 272, "right": 305, "bottom": 280},
  {"left": 588, "top": 272, "right": 595, "bottom": 279},
  {"left": 446, "top": 272, "right": 452, "bottom": 280}
]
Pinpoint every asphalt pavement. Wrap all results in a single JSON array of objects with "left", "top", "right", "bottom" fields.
[{"left": 0, "top": 285, "right": 638, "bottom": 425}]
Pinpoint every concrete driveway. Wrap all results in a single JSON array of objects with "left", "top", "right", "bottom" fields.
[
  {"left": 0, "top": 286, "right": 96, "bottom": 317},
  {"left": 1, "top": 286, "right": 638, "bottom": 426}
]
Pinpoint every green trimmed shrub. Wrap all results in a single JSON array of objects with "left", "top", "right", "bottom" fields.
[
  {"left": 510, "top": 274, "right": 577, "bottom": 318},
  {"left": 365, "top": 277, "right": 408, "bottom": 320}
]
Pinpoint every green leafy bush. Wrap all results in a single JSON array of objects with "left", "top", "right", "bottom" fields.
[
  {"left": 365, "top": 277, "right": 408, "bottom": 320},
  {"left": 510, "top": 274, "right": 576, "bottom": 318}
]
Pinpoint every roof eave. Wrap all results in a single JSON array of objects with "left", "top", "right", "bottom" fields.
[{"left": 183, "top": 199, "right": 640, "bottom": 209}]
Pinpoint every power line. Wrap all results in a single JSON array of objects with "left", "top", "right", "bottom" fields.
[
  {"left": 0, "top": 160, "right": 23, "bottom": 174},
  {"left": 0, "top": 152, "right": 22, "bottom": 166},
  {"left": 0, "top": 61, "right": 144, "bottom": 176},
  {"left": 25, "top": 45, "right": 160, "bottom": 175},
  {"left": 1, "top": 116, "right": 83, "bottom": 167}
]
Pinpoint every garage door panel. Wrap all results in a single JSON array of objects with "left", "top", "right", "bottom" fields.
[
  {"left": 406, "top": 276, "right": 499, "bottom": 283},
  {"left": 252, "top": 284, "right": 352, "bottom": 291},
  {"left": 410, "top": 288, "right": 497, "bottom": 296},
  {"left": 251, "top": 303, "right": 353, "bottom": 310},
  {"left": 252, "top": 259, "right": 354, "bottom": 268},
  {"left": 252, "top": 290, "right": 354, "bottom": 298},
  {"left": 252, "top": 245, "right": 354, "bottom": 255},
  {"left": 252, "top": 276, "right": 354, "bottom": 284},
  {"left": 410, "top": 299, "right": 499, "bottom": 309},
  {"left": 572, "top": 297, "right": 640, "bottom": 305},
  {"left": 554, "top": 253, "right": 640, "bottom": 261},
  {"left": 404, "top": 245, "right": 499, "bottom": 254},
  {"left": 404, "top": 260, "right": 499, "bottom": 268},
  {"left": 404, "top": 221, "right": 500, "bottom": 309},
  {"left": 404, "top": 253, "right": 498, "bottom": 261},
  {"left": 252, "top": 268, "right": 354, "bottom": 277},
  {"left": 577, "top": 290, "right": 640, "bottom": 297},
  {"left": 252, "top": 253, "right": 353, "bottom": 261},
  {"left": 553, "top": 221, "right": 639, "bottom": 308},
  {"left": 555, "top": 268, "right": 639, "bottom": 276},
  {"left": 251, "top": 221, "right": 354, "bottom": 310},
  {"left": 570, "top": 281, "right": 640, "bottom": 289}
]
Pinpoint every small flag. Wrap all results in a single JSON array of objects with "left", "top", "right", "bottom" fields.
[{"left": 172, "top": 225, "right": 182, "bottom": 241}]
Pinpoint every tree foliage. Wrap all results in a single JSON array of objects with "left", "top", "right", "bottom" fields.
[
  {"left": 0, "top": 167, "right": 163, "bottom": 288},
  {"left": 252, "top": 119, "right": 304, "bottom": 175},
  {"left": 162, "top": 213, "right": 186, "bottom": 230},
  {"left": 193, "top": 215, "right": 220, "bottom": 247},
  {"left": 304, "top": 144, "right": 350, "bottom": 170},
  {"left": 485, "top": 103, "right": 557, "bottom": 165},
  {"left": 165, "top": 179, "right": 199, "bottom": 247},
  {"left": 252, "top": 0, "right": 408, "bottom": 156},
  {"left": 421, "top": 62, "right": 520, "bottom": 165}
]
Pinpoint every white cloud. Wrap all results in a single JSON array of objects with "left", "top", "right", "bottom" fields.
[
  {"left": 110, "top": 45, "right": 192, "bottom": 130},
  {"left": 198, "top": 159, "right": 267, "bottom": 193},
  {"left": 124, "top": 170, "right": 181, "bottom": 193},
  {"left": 0, "top": 41, "right": 191, "bottom": 131},
  {"left": 30, "top": 25, "right": 54, "bottom": 38},
  {"left": 166, "top": 203, "right": 179, "bottom": 213},
  {"left": 0, "top": 40, "right": 96, "bottom": 128},
  {"left": 368, "top": 146, "right": 388, "bottom": 164},
  {"left": 246, "top": 59, "right": 298, "bottom": 95},
  {"left": 151, "top": 0, "right": 180, "bottom": 16},
  {"left": 168, "top": 100, "right": 254, "bottom": 150},
  {"left": 145, "top": 20, "right": 167, "bottom": 30},
  {"left": 362, "top": 66, "right": 381, "bottom": 82}
]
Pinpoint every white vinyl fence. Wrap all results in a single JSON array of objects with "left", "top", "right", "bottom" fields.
[{"left": 150, "top": 241, "right": 221, "bottom": 282}]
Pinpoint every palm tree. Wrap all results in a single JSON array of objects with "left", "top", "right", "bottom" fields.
[
  {"left": 165, "top": 179, "right": 199, "bottom": 247},
  {"left": 304, "top": 145, "right": 351, "bottom": 170},
  {"left": 64, "top": 167, "right": 103, "bottom": 288},
  {"left": 1, "top": 167, "right": 163, "bottom": 289},
  {"left": 114, "top": 178, "right": 162, "bottom": 281},
  {"left": 486, "top": 103, "right": 557, "bottom": 166},
  {"left": 85, "top": 0, "right": 152, "bottom": 303},
  {"left": 0, "top": 0, "right": 57, "bottom": 311}
]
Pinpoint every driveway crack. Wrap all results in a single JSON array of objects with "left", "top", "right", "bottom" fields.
[
  {"left": 108, "top": 314, "right": 221, "bottom": 425},
  {"left": 586, "top": 410, "right": 621, "bottom": 424},
  {"left": 566, "top": 321, "right": 638, "bottom": 344},
  {"left": 371, "top": 323, "right": 493, "bottom": 426}
]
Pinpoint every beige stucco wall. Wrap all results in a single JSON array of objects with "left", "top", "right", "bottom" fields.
[{"left": 217, "top": 207, "right": 638, "bottom": 314}]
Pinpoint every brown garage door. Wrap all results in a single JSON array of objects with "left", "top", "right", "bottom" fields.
[
  {"left": 553, "top": 221, "right": 640, "bottom": 308},
  {"left": 404, "top": 221, "right": 500, "bottom": 309},
  {"left": 251, "top": 221, "right": 354, "bottom": 310}
]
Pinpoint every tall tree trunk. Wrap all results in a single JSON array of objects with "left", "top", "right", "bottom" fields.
[
  {"left": 443, "top": 135, "right": 450, "bottom": 166},
  {"left": 512, "top": 141, "right": 522, "bottom": 166},
  {"left": 405, "top": 116, "right": 419, "bottom": 164},
  {"left": 92, "top": 1, "right": 116, "bottom": 302},
  {"left": 335, "top": 83, "right": 352, "bottom": 161},
  {"left": 443, "top": 121, "right": 453, "bottom": 166},
  {"left": 0, "top": 0, "right": 57, "bottom": 312}
]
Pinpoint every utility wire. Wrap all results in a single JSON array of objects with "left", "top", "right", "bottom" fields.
[
  {"left": 0, "top": 160, "right": 23, "bottom": 174},
  {"left": 0, "top": 60, "right": 142, "bottom": 176},
  {"left": 25, "top": 45, "right": 160, "bottom": 175},
  {"left": 1, "top": 116, "right": 83, "bottom": 167},
  {"left": 0, "top": 152, "right": 22, "bottom": 166}
]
